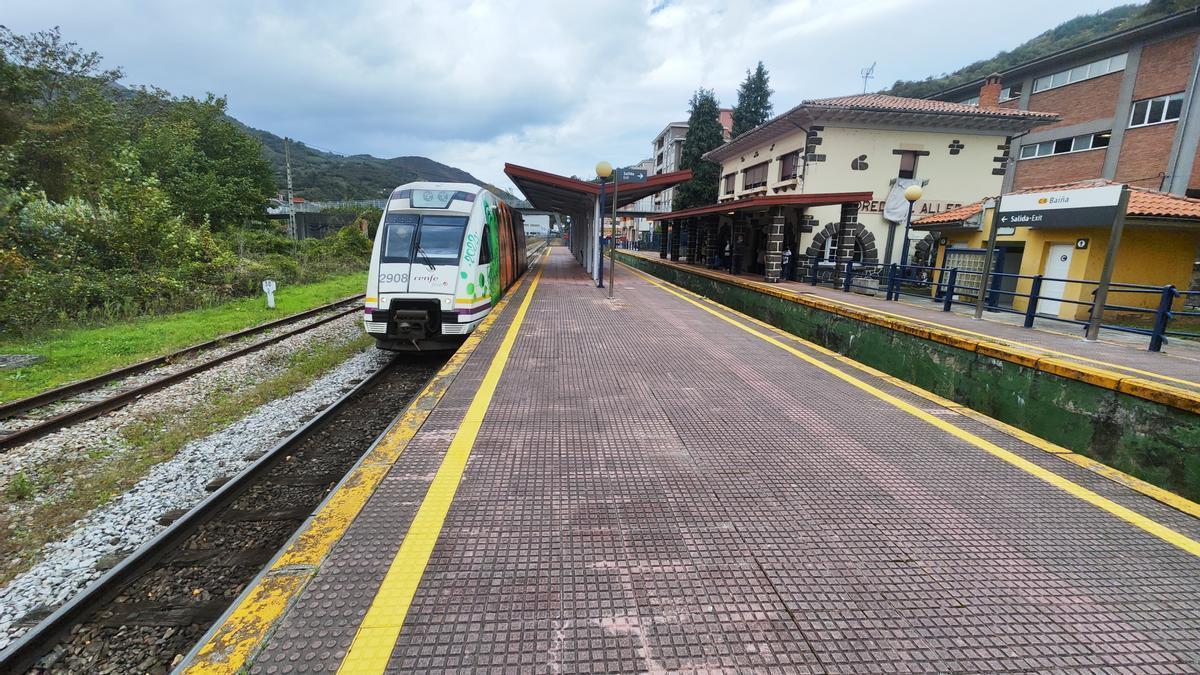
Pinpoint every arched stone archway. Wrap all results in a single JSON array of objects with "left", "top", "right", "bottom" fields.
[{"left": 803, "top": 222, "right": 879, "bottom": 267}]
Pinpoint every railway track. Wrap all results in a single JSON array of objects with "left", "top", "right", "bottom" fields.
[
  {"left": 0, "top": 352, "right": 446, "bottom": 673},
  {"left": 0, "top": 295, "right": 365, "bottom": 451}
]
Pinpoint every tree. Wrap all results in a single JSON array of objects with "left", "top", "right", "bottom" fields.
[
  {"left": 731, "top": 61, "right": 773, "bottom": 138},
  {"left": 0, "top": 26, "right": 126, "bottom": 201},
  {"left": 134, "top": 93, "right": 275, "bottom": 228},
  {"left": 674, "top": 88, "right": 724, "bottom": 210}
]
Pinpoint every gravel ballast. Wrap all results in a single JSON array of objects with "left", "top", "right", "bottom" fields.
[{"left": 0, "top": 315, "right": 388, "bottom": 651}]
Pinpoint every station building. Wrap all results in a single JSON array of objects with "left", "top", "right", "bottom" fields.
[
  {"left": 913, "top": 179, "right": 1200, "bottom": 320},
  {"left": 670, "top": 94, "right": 1057, "bottom": 279},
  {"left": 930, "top": 7, "right": 1200, "bottom": 198}
]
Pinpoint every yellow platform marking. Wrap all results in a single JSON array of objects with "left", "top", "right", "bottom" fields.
[
  {"left": 621, "top": 263, "right": 1200, "bottom": 558},
  {"left": 337, "top": 250, "right": 549, "bottom": 674},
  {"left": 621, "top": 263, "right": 1200, "bottom": 523},
  {"left": 625, "top": 252, "right": 1200, "bottom": 390},
  {"left": 182, "top": 254, "right": 545, "bottom": 675}
]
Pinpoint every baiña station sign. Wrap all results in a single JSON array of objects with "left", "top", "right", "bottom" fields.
[{"left": 997, "top": 184, "right": 1123, "bottom": 229}]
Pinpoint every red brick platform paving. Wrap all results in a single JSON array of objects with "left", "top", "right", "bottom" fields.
[{"left": 250, "top": 248, "right": 1200, "bottom": 673}]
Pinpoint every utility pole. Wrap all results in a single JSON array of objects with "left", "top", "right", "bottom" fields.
[{"left": 283, "top": 137, "right": 298, "bottom": 240}]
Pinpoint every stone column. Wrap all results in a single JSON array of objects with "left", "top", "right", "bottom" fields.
[
  {"left": 659, "top": 220, "right": 669, "bottom": 259},
  {"left": 669, "top": 220, "right": 682, "bottom": 261},
  {"left": 835, "top": 201, "right": 859, "bottom": 283},
  {"left": 764, "top": 207, "right": 785, "bottom": 283}
]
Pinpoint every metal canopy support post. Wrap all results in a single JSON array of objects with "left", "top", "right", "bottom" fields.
[
  {"left": 973, "top": 197, "right": 1003, "bottom": 320},
  {"left": 1085, "top": 186, "right": 1131, "bottom": 341},
  {"left": 608, "top": 174, "right": 619, "bottom": 297},
  {"left": 659, "top": 220, "right": 669, "bottom": 259}
]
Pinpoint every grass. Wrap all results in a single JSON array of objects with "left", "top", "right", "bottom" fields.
[
  {"left": 0, "top": 271, "right": 366, "bottom": 403},
  {"left": 1104, "top": 312, "right": 1200, "bottom": 341},
  {"left": 0, "top": 332, "right": 374, "bottom": 586}
]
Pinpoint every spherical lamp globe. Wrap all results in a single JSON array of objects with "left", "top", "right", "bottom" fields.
[
  {"left": 595, "top": 161, "right": 613, "bottom": 179},
  {"left": 904, "top": 185, "right": 923, "bottom": 202}
]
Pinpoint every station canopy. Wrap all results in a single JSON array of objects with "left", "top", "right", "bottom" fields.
[
  {"left": 504, "top": 163, "right": 692, "bottom": 216},
  {"left": 649, "top": 191, "right": 874, "bottom": 221}
]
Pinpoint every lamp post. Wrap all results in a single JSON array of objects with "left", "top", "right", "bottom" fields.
[
  {"left": 595, "top": 161, "right": 612, "bottom": 288},
  {"left": 898, "top": 184, "right": 923, "bottom": 271}
]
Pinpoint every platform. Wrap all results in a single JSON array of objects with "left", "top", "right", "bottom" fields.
[
  {"left": 189, "top": 246, "right": 1200, "bottom": 673},
  {"left": 624, "top": 250, "right": 1200, "bottom": 395}
]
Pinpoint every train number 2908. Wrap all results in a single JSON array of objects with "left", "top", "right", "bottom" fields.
[{"left": 379, "top": 273, "right": 409, "bottom": 284}]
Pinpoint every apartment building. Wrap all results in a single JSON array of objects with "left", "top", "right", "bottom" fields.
[
  {"left": 932, "top": 8, "right": 1200, "bottom": 197},
  {"left": 650, "top": 109, "right": 734, "bottom": 212}
]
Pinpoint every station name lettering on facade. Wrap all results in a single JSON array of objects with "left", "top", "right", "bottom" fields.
[{"left": 858, "top": 200, "right": 964, "bottom": 215}]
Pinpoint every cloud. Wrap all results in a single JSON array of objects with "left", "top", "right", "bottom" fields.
[{"left": 5, "top": 0, "right": 1132, "bottom": 195}]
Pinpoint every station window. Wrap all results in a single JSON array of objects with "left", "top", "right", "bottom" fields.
[
  {"left": 1019, "top": 131, "right": 1111, "bottom": 159},
  {"left": 897, "top": 151, "right": 919, "bottom": 179},
  {"left": 959, "top": 95, "right": 980, "bottom": 106},
  {"left": 1031, "top": 53, "right": 1126, "bottom": 94},
  {"left": 723, "top": 173, "right": 736, "bottom": 195},
  {"left": 1129, "top": 92, "right": 1184, "bottom": 128},
  {"left": 779, "top": 151, "right": 800, "bottom": 181},
  {"left": 742, "top": 162, "right": 768, "bottom": 189}
]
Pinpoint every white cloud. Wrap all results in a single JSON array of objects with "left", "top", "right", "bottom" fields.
[{"left": 4, "top": 0, "right": 1133, "bottom": 195}]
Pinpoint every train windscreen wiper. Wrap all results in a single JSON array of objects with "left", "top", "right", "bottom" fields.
[{"left": 415, "top": 244, "right": 437, "bottom": 271}]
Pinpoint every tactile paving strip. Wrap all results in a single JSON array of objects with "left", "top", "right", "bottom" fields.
[{"left": 251, "top": 249, "right": 1200, "bottom": 673}]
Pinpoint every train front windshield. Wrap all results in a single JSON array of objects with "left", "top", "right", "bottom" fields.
[
  {"left": 416, "top": 215, "right": 468, "bottom": 261},
  {"left": 381, "top": 214, "right": 468, "bottom": 264}
]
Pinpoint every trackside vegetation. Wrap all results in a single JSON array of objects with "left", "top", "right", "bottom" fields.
[{"left": 0, "top": 27, "right": 371, "bottom": 337}]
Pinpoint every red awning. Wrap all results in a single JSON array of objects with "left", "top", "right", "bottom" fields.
[
  {"left": 504, "top": 163, "right": 692, "bottom": 215},
  {"left": 650, "top": 192, "right": 874, "bottom": 221}
]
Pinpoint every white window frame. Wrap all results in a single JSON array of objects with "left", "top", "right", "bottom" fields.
[
  {"left": 1032, "top": 53, "right": 1127, "bottom": 94},
  {"left": 1018, "top": 131, "right": 1112, "bottom": 160},
  {"left": 1129, "top": 92, "right": 1185, "bottom": 128}
]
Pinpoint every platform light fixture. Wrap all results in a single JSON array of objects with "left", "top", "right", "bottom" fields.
[
  {"left": 595, "top": 161, "right": 612, "bottom": 288},
  {"left": 899, "top": 184, "right": 923, "bottom": 270}
]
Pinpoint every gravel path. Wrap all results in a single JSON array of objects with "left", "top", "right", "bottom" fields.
[{"left": 0, "top": 315, "right": 388, "bottom": 651}]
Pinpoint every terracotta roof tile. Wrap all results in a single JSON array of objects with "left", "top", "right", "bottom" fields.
[
  {"left": 914, "top": 179, "right": 1200, "bottom": 225},
  {"left": 916, "top": 202, "right": 984, "bottom": 225},
  {"left": 802, "top": 94, "right": 1060, "bottom": 120}
]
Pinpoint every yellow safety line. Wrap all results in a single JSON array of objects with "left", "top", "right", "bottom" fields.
[
  {"left": 621, "top": 263, "right": 1200, "bottom": 558},
  {"left": 620, "top": 263, "right": 1200, "bottom": 522},
  {"left": 182, "top": 254, "right": 545, "bottom": 675},
  {"left": 626, "top": 252, "right": 1200, "bottom": 389},
  {"left": 337, "top": 249, "right": 549, "bottom": 674}
]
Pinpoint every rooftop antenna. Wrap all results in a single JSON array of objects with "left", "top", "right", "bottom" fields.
[{"left": 860, "top": 61, "right": 876, "bottom": 94}]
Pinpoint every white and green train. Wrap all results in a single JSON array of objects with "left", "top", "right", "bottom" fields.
[{"left": 364, "top": 182, "right": 526, "bottom": 350}]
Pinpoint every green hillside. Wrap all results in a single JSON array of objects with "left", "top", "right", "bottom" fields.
[
  {"left": 245, "top": 126, "right": 519, "bottom": 203},
  {"left": 885, "top": 0, "right": 1199, "bottom": 99}
]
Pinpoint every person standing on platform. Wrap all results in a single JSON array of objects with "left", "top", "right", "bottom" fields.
[
  {"left": 782, "top": 246, "right": 793, "bottom": 281},
  {"left": 731, "top": 234, "right": 744, "bottom": 275}
]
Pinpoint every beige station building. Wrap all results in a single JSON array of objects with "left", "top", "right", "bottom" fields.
[{"left": 685, "top": 88, "right": 1060, "bottom": 278}]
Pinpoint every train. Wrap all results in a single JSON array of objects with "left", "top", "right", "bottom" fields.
[{"left": 364, "top": 182, "right": 526, "bottom": 351}]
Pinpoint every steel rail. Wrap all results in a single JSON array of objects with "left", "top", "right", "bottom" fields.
[
  {"left": 0, "top": 299, "right": 364, "bottom": 451},
  {"left": 0, "top": 355, "right": 399, "bottom": 674},
  {"left": 0, "top": 294, "right": 365, "bottom": 421}
]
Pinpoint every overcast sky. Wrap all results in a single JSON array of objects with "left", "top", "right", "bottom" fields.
[{"left": 6, "top": 0, "right": 1130, "bottom": 195}]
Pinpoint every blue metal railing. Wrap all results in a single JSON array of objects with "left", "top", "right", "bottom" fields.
[{"left": 797, "top": 256, "right": 1193, "bottom": 352}]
